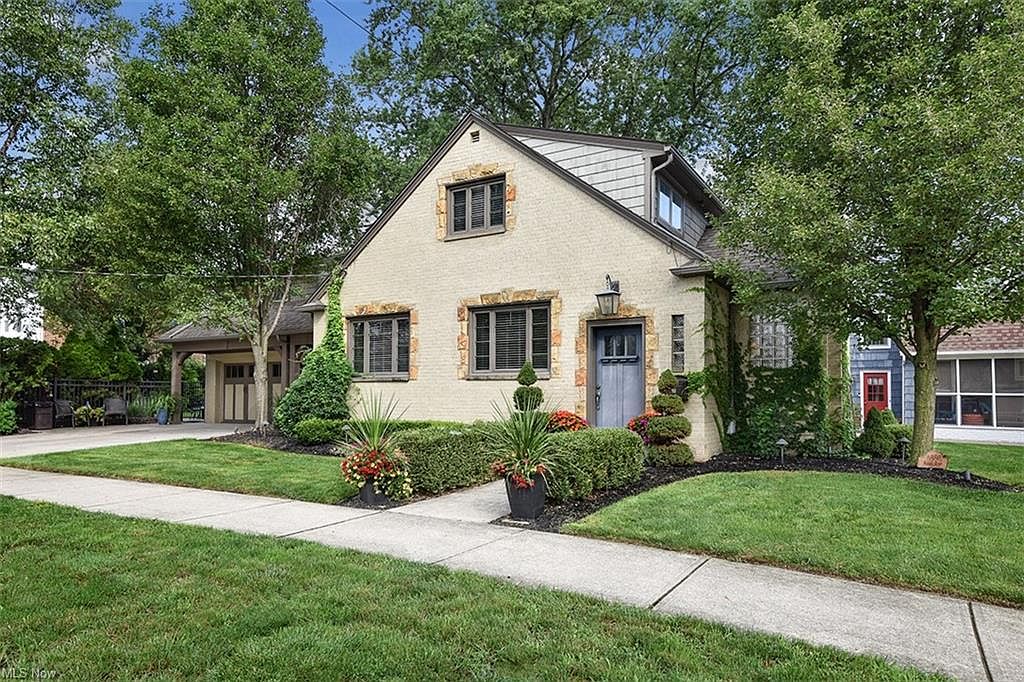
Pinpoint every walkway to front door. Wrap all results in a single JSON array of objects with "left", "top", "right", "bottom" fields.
[{"left": 593, "top": 324, "right": 644, "bottom": 428}]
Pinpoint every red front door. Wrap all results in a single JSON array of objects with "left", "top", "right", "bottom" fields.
[{"left": 862, "top": 372, "right": 889, "bottom": 420}]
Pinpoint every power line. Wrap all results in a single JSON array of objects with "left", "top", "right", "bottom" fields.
[{"left": 0, "top": 266, "right": 327, "bottom": 280}]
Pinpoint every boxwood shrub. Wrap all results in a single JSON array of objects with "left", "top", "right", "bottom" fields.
[
  {"left": 547, "top": 428, "right": 644, "bottom": 501},
  {"left": 647, "top": 442, "right": 694, "bottom": 466},
  {"left": 292, "top": 418, "right": 464, "bottom": 446},
  {"left": 392, "top": 425, "right": 495, "bottom": 494}
]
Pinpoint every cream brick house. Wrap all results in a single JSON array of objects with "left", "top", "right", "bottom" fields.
[
  {"left": 299, "top": 112, "right": 734, "bottom": 460},
  {"left": 159, "top": 113, "right": 837, "bottom": 461}
]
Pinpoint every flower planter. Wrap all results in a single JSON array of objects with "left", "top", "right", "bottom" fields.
[
  {"left": 156, "top": 408, "right": 170, "bottom": 425},
  {"left": 505, "top": 474, "right": 547, "bottom": 520},
  {"left": 359, "top": 478, "right": 392, "bottom": 505},
  {"left": 962, "top": 413, "right": 986, "bottom": 426}
]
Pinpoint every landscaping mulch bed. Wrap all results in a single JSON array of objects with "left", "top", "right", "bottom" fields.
[
  {"left": 501, "top": 453, "right": 1021, "bottom": 533},
  {"left": 213, "top": 429, "right": 338, "bottom": 457}
]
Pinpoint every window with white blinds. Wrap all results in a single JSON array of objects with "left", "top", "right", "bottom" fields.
[
  {"left": 471, "top": 304, "right": 549, "bottom": 375},
  {"left": 750, "top": 315, "right": 794, "bottom": 368},
  {"left": 448, "top": 176, "right": 505, "bottom": 236},
  {"left": 350, "top": 315, "right": 411, "bottom": 377}
]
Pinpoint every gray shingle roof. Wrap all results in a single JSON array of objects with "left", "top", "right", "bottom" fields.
[{"left": 157, "top": 298, "right": 313, "bottom": 344}]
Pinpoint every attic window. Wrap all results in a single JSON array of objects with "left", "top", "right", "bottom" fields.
[
  {"left": 657, "top": 178, "right": 686, "bottom": 231},
  {"left": 470, "top": 130, "right": 480, "bottom": 143},
  {"left": 447, "top": 176, "right": 505, "bottom": 239}
]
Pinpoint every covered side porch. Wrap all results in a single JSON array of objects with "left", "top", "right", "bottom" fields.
[{"left": 157, "top": 302, "right": 318, "bottom": 424}]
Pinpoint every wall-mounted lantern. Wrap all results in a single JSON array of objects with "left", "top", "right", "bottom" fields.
[{"left": 596, "top": 274, "right": 621, "bottom": 316}]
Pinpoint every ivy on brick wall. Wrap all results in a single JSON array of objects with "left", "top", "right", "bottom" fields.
[{"left": 695, "top": 288, "right": 854, "bottom": 458}]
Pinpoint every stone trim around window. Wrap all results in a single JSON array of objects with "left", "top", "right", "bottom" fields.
[
  {"left": 457, "top": 288, "right": 562, "bottom": 380},
  {"left": 436, "top": 163, "right": 517, "bottom": 241},
  {"left": 575, "top": 302, "right": 659, "bottom": 415},
  {"left": 346, "top": 303, "right": 419, "bottom": 381}
]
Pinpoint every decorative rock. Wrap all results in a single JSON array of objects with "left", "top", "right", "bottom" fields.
[{"left": 916, "top": 450, "right": 949, "bottom": 470}]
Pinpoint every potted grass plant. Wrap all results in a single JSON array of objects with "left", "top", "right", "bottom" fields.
[
  {"left": 337, "top": 393, "right": 412, "bottom": 505},
  {"left": 486, "top": 397, "right": 554, "bottom": 520}
]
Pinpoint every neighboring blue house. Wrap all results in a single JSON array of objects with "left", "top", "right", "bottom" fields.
[
  {"left": 849, "top": 323, "right": 1024, "bottom": 443},
  {"left": 849, "top": 336, "right": 911, "bottom": 423}
]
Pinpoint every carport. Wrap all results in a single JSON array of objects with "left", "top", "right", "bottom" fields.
[{"left": 157, "top": 300, "right": 321, "bottom": 423}]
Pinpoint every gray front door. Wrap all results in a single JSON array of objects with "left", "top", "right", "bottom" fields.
[{"left": 594, "top": 325, "right": 644, "bottom": 427}]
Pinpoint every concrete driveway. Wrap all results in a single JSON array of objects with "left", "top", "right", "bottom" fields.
[{"left": 0, "top": 422, "right": 240, "bottom": 459}]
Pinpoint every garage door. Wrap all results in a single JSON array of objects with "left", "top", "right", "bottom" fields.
[{"left": 223, "top": 363, "right": 282, "bottom": 422}]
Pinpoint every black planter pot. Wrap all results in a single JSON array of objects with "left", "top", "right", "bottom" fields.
[
  {"left": 359, "top": 478, "right": 391, "bottom": 505},
  {"left": 505, "top": 475, "right": 547, "bottom": 520}
]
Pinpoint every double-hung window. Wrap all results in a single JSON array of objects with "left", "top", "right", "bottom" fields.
[
  {"left": 657, "top": 177, "right": 686, "bottom": 231},
  {"left": 448, "top": 176, "right": 505, "bottom": 237},
  {"left": 350, "top": 315, "right": 410, "bottom": 378},
  {"left": 751, "top": 315, "right": 794, "bottom": 368},
  {"left": 471, "top": 304, "right": 549, "bottom": 375}
]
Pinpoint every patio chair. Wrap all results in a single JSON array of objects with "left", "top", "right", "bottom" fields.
[
  {"left": 102, "top": 397, "right": 129, "bottom": 426},
  {"left": 184, "top": 396, "right": 205, "bottom": 421},
  {"left": 54, "top": 400, "right": 75, "bottom": 428}
]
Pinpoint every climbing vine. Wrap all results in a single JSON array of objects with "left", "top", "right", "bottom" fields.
[{"left": 694, "top": 285, "right": 854, "bottom": 458}]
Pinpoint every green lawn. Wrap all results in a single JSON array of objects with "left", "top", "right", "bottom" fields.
[
  {"left": 567, "top": 471, "right": 1024, "bottom": 607},
  {"left": 4, "top": 439, "right": 355, "bottom": 504},
  {"left": 0, "top": 498, "right": 938, "bottom": 680},
  {"left": 938, "top": 440, "right": 1024, "bottom": 486}
]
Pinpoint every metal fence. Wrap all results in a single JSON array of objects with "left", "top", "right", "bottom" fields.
[{"left": 50, "top": 379, "right": 205, "bottom": 416}]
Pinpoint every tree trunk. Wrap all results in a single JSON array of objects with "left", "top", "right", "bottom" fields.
[
  {"left": 909, "top": 298, "right": 940, "bottom": 461},
  {"left": 251, "top": 338, "right": 271, "bottom": 431}
]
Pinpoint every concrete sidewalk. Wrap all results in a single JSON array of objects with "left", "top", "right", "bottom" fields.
[
  {"left": 0, "top": 422, "right": 238, "bottom": 459},
  {"left": 1, "top": 467, "right": 1020, "bottom": 681}
]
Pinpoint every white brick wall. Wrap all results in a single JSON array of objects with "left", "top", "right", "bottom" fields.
[{"left": 318, "top": 124, "right": 721, "bottom": 460}]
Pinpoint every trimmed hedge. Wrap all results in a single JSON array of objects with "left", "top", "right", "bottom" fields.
[
  {"left": 547, "top": 428, "right": 644, "bottom": 501},
  {"left": 392, "top": 425, "right": 494, "bottom": 494},
  {"left": 0, "top": 399, "right": 16, "bottom": 435},
  {"left": 292, "top": 418, "right": 464, "bottom": 446}
]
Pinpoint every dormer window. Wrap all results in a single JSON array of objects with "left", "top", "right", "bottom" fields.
[
  {"left": 447, "top": 176, "right": 505, "bottom": 238},
  {"left": 657, "top": 177, "right": 685, "bottom": 230}
]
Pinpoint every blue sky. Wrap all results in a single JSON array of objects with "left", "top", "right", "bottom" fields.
[{"left": 115, "top": 0, "right": 374, "bottom": 73}]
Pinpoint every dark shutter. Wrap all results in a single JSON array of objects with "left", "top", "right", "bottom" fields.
[
  {"left": 531, "top": 306, "right": 549, "bottom": 369},
  {"left": 352, "top": 321, "right": 365, "bottom": 373},
  {"left": 396, "top": 317, "right": 410, "bottom": 373},
  {"left": 452, "top": 189, "right": 467, "bottom": 232},
  {"left": 489, "top": 181, "right": 504, "bottom": 227},
  {"left": 474, "top": 312, "right": 491, "bottom": 371}
]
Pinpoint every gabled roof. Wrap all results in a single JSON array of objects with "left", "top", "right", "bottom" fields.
[{"left": 307, "top": 112, "right": 714, "bottom": 304}]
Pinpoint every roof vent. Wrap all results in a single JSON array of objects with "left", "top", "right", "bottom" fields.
[{"left": 470, "top": 130, "right": 480, "bottom": 143}]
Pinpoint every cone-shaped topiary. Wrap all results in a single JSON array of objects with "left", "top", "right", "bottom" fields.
[
  {"left": 854, "top": 407, "right": 896, "bottom": 457},
  {"left": 657, "top": 369, "right": 678, "bottom": 395},
  {"left": 273, "top": 273, "right": 353, "bottom": 436},
  {"left": 513, "top": 361, "right": 543, "bottom": 410},
  {"left": 516, "top": 361, "right": 538, "bottom": 386}
]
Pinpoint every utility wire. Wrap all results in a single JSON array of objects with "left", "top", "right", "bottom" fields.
[{"left": 0, "top": 266, "right": 327, "bottom": 280}]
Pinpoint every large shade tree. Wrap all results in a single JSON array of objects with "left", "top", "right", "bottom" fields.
[
  {"left": 106, "top": 0, "right": 376, "bottom": 429},
  {"left": 0, "top": 0, "right": 128, "bottom": 324},
  {"left": 716, "top": 0, "right": 1024, "bottom": 459},
  {"left": 351, "top": 0, "right": 751, "bottom": 178}
]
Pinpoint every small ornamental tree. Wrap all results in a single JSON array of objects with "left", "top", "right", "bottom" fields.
[
  {"left": 645, "top": 370, "right": 693, "bottom": 466},
  {"left": 853, "top": 407, "right": 896, "bottom": 459},
  {"left": 513, "top": 361, "right": 543, "bottom": 411},
  {"left": 273, "top": 275, "right": 353, "bottom": 436}
]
